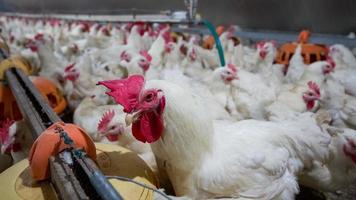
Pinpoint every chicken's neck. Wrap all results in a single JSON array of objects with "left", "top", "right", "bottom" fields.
[
  {"left": 148, "top": 36, "right": 165, "bottom": 67},
  {"left": 37, "top": 43, "right": 61, "bottom": 71},
  {"left": 147, "top": 81, "right": 214, "bottom": 171}
]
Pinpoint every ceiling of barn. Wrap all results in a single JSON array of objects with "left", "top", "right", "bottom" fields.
[{"left": 0, "top": 0, "right": 355, "bottom": 34}]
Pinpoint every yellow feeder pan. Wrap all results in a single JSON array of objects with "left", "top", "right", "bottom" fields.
[
  {"left": 0, "top": 143, "right": 158, "bottom": 200},
  {"left": 0, "top": 56, "right": 33, "bottom": 81}
]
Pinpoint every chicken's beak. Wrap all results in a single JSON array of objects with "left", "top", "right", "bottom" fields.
[
  {"left": 125, "top": 111, "right": 141, "bottom": 127},
  {"left": 125, "top": 114, "right": 133, "bottom": 127}
]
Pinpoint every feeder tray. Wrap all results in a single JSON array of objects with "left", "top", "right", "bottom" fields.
[
  {"left": 276, "top": 30, "right": 328, "bottom": 65},
  {"left": 0, "top": 76, "right": 67, "bottom": 121},
  {"left": 30, "top": 76, "right": 67, "bottom": 115},
  {"left": 0, "top": 143, "right": 158, "bottom": 200}
]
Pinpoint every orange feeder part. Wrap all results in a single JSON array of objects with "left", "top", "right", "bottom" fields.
[
  {"left": 203, "top": 25, "right": 225, "bottom": 49},
  {"left": 0, "top": 76, "right": 67, "bottom": 121},
  {"left": 0, "top": 82, "right": 22, "bottom": 121},
  {"left": 31, "top": 76, "right": 67, "bottom": 115},
  {"left": 29, "top": 122, "right": 96, "bottom": 180},
  {"left": 0, "top": 56, "right": 33, "bottom": 121},
  {"left": 276, "top": 30, "right": 328, "bottom": 65}
]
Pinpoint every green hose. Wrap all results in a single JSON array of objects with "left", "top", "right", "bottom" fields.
[{"left": 202, "top": 20, "right": 225, "bottom": 67}]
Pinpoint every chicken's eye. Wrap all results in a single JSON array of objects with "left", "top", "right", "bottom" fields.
[
  {"left": 110, "top": 126, "right": 116, "bottom": 130},
  {"left": 308, "top": 92, "right": 314, "bottom": 96},
  {"left": 226, "top": 71, "right": 231, "bottom": 75},
  {"left": 145, "top": 93, "right": 154, "bottom": 102}
]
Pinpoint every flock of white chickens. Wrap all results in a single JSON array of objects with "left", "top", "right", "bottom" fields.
[{"left": 1, "top": 16, "right": 356, "bottom": 200}]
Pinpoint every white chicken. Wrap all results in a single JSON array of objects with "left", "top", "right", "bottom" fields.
[
  {"left": 285, "top": 44, "right": 306, "bottom": 84},
  {"left": 266, "top": 81, "right": 321, "bottom": 121},
  {"left": 328, "top": 44, "right": 356, "bottom": 70},
  {"left": 299, "top": 124, "right": 356, "bottom": 192},
  {"left": 99, "top": 75, "right": 332, "bottom": 199},
  {"left": 319, "top": 79, "right": 356, "bottom": 129}
]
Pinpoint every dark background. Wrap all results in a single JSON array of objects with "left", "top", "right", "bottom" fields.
[{"left": 0, "top": 0, "right": 355, "bottom": 35}]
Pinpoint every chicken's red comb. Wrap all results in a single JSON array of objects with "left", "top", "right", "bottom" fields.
[
  {"left": 124, "top": 23, "right": 134, "bottom": 31},
  {"left": 180, "top": 44, "right": 188, "bottom": 56},
  {"left": 80, "top": 22, "right": 90, "bottom": 32},
  {"left": 307, "top": 81, "right": 320, "bottom": 95},
  {"left": 34, "top": 33, "right": 44, "bottom": 41},
  {"left": 140, "top": 51, "right": 152, "bottom": 62},
  {"left": 64, "top": 63, "right": 76, "bottom": 72},
  {"left": 120, "top": 51, "right": 131, "bottom": 62},
  {"left": 98, "top": 75, "right": 145, "bottom": 113},
  {"left": 256, "top": 41, "right": 266, "bottom": 48},
  {"left": 157, "top": 24, "right": 169, "bottom": 31},
  {"left": 97, "top": 110, "right": 115, "bottom": 132},
  {"left": 101, "top": 27, "right": 111, "bottom": 36},
  {"left": 161, "top": 29, "right": 172, "bottom": 44},
  {"left": 49, "top": 19, "right": 60, "bottom": 27},
  {"left": 227, "top": 63, "right": 238, "bottom": 73},
  {"left": 0, "top": 119, "right": 15, "bottom": 144}
]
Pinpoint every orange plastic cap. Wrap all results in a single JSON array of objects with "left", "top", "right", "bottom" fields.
[{"left": 29, "top": 122, "right": 96, "bottom": 181}]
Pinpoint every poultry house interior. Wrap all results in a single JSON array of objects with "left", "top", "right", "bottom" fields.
[{"left": 0, "top": 0, "right": 356, "bottom": 199}]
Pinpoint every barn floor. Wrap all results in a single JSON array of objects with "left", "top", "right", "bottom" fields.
[{"left": 326, "top": 182, "right": 356, "bottom": 200}]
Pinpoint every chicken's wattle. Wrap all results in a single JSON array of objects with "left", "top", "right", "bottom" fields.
[
  {"left": 343, "top": 140, "right": 356, "bottom": 164},
  {"left": 132, "top": 97, "right": 165, "bottom": 143}
]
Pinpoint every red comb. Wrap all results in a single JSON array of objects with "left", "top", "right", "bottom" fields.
[
  {"left": 64, "top": 63, "right": 76, "bottom": 72},
  {"left": 120, "top": 51, "right": 131, "bottom": 62},
  {"left": 80, "top": 22, "right": 90, "bottom": 32},
  {"left": 98, "top": 75, "right": 145, "bottom": 113},
  {"left": 34, "top": 33, "right": 44, "bottom": 41},
  {"left": 49, "top": 19, "right": 60, "bottom": 27},
  {"left": 101, "top": 27, "right": 111, "bottom": 36},
  {"left": 140, "top": 51, "right": 152, "bottom": 62},
  {"left": 180, "top": 44, "right": 188, "bottom": 56},
  {"left": 97, "top": 110, "right": 115, "bottom": 132},
  {"left": 0, "top": 119, "right": 15, "bottom": 144},
  {"left": 307, "top": 81, "right": 320, "bottom": 95},
  {"left": 161, "top": 30, "right": 172, "bottom": 44},
  {"left": 227, "top": 63, "right": 237, "bottom": 73},
  {"left": 256, "top": 41, "right": 266, "bottom": 48},
  {"left": 133, "top": 21, "right": 145, "bottom": 30},
  {"left": 124, "top": 23, "right": 134, "bottom": 32}
]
